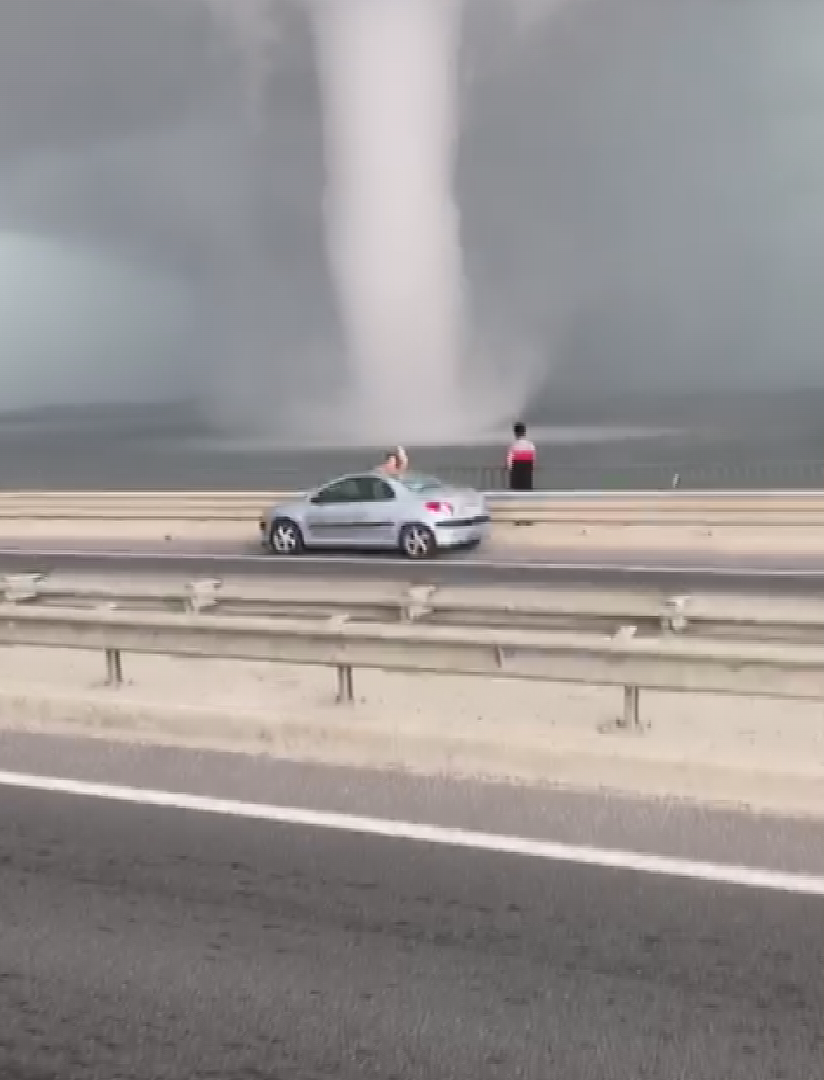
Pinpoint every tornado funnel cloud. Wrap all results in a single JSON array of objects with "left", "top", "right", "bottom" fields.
[
  {"left": 313, "top": 0, "right": 473, "bottom": 442},
  {"left": 204, "top": 0, "right": 542, "bottom": 444}
]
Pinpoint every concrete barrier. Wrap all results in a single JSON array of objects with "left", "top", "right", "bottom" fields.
[
  {"left": 6, "top": 490, "right": 824, "bottom": 524},
  {"left": 1, "top": 603, "right": 824, "bottom": 730}
]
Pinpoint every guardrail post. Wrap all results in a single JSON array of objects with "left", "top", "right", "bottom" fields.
[
  {"left": 621, "top": 685, "right": 641, "bottom": 730},
  {"left": 662, "top": 596, "right": 689, "bottom": 635},
  {"left": 327, "top": 614, "right": 355, "bottom": 702},
  {"left": 1, "top": 573, "right": 43, "bottom": 603},
  {"left": 105, "top": 648, "right": 123, "bottom": 687},
  {"left": 184, "top": 579, "right": 221, "bottom": 614},
  {"left": 403, "top": 585, "right": 436, "bottom": 622},
  {"left": 97, "top": 601, "right": 124, "bottom": 686},
  {"left": 336, "top": 665, "right": 354, "bottom": 704}
]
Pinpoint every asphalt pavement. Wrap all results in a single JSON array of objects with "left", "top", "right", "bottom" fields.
[
  {"left": 6, "top": 539, "right": 824, "bottom": 591},
  {"left": 0, "top": 733, "right": 821, "bottom": 1079}
]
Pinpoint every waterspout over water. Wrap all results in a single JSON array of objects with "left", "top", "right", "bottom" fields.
[
  {"left": 202, "top": 0, "right": 548, "bottom": 444},
  {"left": 312, "top": 0, "right": 469, "bottom": 442}
]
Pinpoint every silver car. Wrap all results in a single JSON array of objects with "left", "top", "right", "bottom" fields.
[{"left": 259, "top": 471, "right": 490, "bottom": 559}]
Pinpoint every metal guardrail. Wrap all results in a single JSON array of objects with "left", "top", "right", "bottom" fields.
[
  {"left": 2, "top": 592, "right": 824, "bottom": 730},
  {"left": 423, "top": 460, "right": 824, "bottom": 493},
  {"left": 171, "top": 459, "right": 824, "bottom": 493},
  {"left": 5, "top": 490, "right": 824, "bottom": 524},
  {"left": 4, "top": 574, "right": 824, "bottom": 645},
  {"left": 3, "top": 459, "right": 823, "bottom": 494}
]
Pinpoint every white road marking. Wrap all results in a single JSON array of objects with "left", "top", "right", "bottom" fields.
[
  {"left": 0, "top": 546, "right": 823, "bottom": 579},
  {"left": 0, "top": 769, "right": 821, "bottom": 895}
]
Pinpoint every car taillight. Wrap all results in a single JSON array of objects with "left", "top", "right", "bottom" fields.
[{"left": 425, "top": 500, "right": 453, "bottom": 515}]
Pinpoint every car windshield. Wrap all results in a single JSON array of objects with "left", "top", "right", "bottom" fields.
[{"left": 397, "top": 473, "right": 447, "bottom": 494}]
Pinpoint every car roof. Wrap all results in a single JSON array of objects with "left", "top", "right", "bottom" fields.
[
  {"left": 316, "top": 470, "right": 387, "bottom": 485},
  {"left": 313, "top": 470, "right": 447, "bottom": 492},
  {"left": 307, "top": 470, "right": 393, "bottom": 492}
]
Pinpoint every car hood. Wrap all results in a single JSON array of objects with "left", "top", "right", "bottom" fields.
[{"left": 264, "top": 496, "right": 309, "bottom": 517}]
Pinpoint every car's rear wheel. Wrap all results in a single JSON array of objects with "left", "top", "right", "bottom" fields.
[
  {"left": 268, "top": 517, "right": 305, "bottom": 556},
  {"left": 399, "top": 523, "right": 436, "bottom": 560}
]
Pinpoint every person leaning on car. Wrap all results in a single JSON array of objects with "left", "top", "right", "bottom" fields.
[{"left": 378, "top": 446, "right": 409, "bottom": 475}]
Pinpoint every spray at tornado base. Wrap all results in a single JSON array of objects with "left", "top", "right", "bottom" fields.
[{"left": 207, "top": 0, "right": 545, "bottom": 445}]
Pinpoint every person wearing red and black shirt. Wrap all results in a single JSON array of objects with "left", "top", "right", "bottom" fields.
[{"left": 506, "top": 422, "right": 536, "bottom": 491}]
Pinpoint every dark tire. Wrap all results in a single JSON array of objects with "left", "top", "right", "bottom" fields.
[
  {"left": 398, "top": 522, "right": 437, "bottom": 560},
  {"left": 268, "top": 517, "right": 305, "bottom": 556}
]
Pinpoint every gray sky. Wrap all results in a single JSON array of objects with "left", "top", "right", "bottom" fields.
[{"left": 0, "top": 0, "right": 821, "bottom": 433}]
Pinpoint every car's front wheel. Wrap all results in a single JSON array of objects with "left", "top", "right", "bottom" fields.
[
  {"left": 398, "top": 523, "right": 436, "bottom": 560},
  {"left": 268, "top": 517, "right": 305, "bottom": 556}
]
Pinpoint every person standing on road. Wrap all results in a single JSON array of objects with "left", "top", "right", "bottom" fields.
[
  {"left": 506, "top": 422, "right": 536, "bottom": 491},
  {"left": 506, "top": 422, "right": 536, "bottom": 527}
]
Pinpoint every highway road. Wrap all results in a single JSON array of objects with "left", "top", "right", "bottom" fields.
[
  {"left": 0, "top": 732, "right": 821, "bottom": 1080},
  {"left": 6, "top": 539, "right": 824, "bottom": 592}
]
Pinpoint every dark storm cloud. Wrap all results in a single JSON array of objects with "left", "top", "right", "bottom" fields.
[
  {"left": 0, "top": 0, "right": 820, "bottom": 432},
  {"left": 461, "top": 0, "right": 824, "bottom": 408}
]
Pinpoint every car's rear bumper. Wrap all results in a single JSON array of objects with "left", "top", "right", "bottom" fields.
[{"left": 433, "top": 515, "right": 491, "bottom": 549}]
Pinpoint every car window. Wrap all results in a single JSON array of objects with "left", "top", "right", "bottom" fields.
[
  {"left": 357, "top": 476, "right": 396, "bottom": 502},
  {"left": 312, "top": 477, "right": 364, "bottom": 504},
  {"left": 313, "top": 475, "right": 396, "bottom": 504},
  {"left": 397, "top": 473, "right": 446, "bottom": 494}
]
